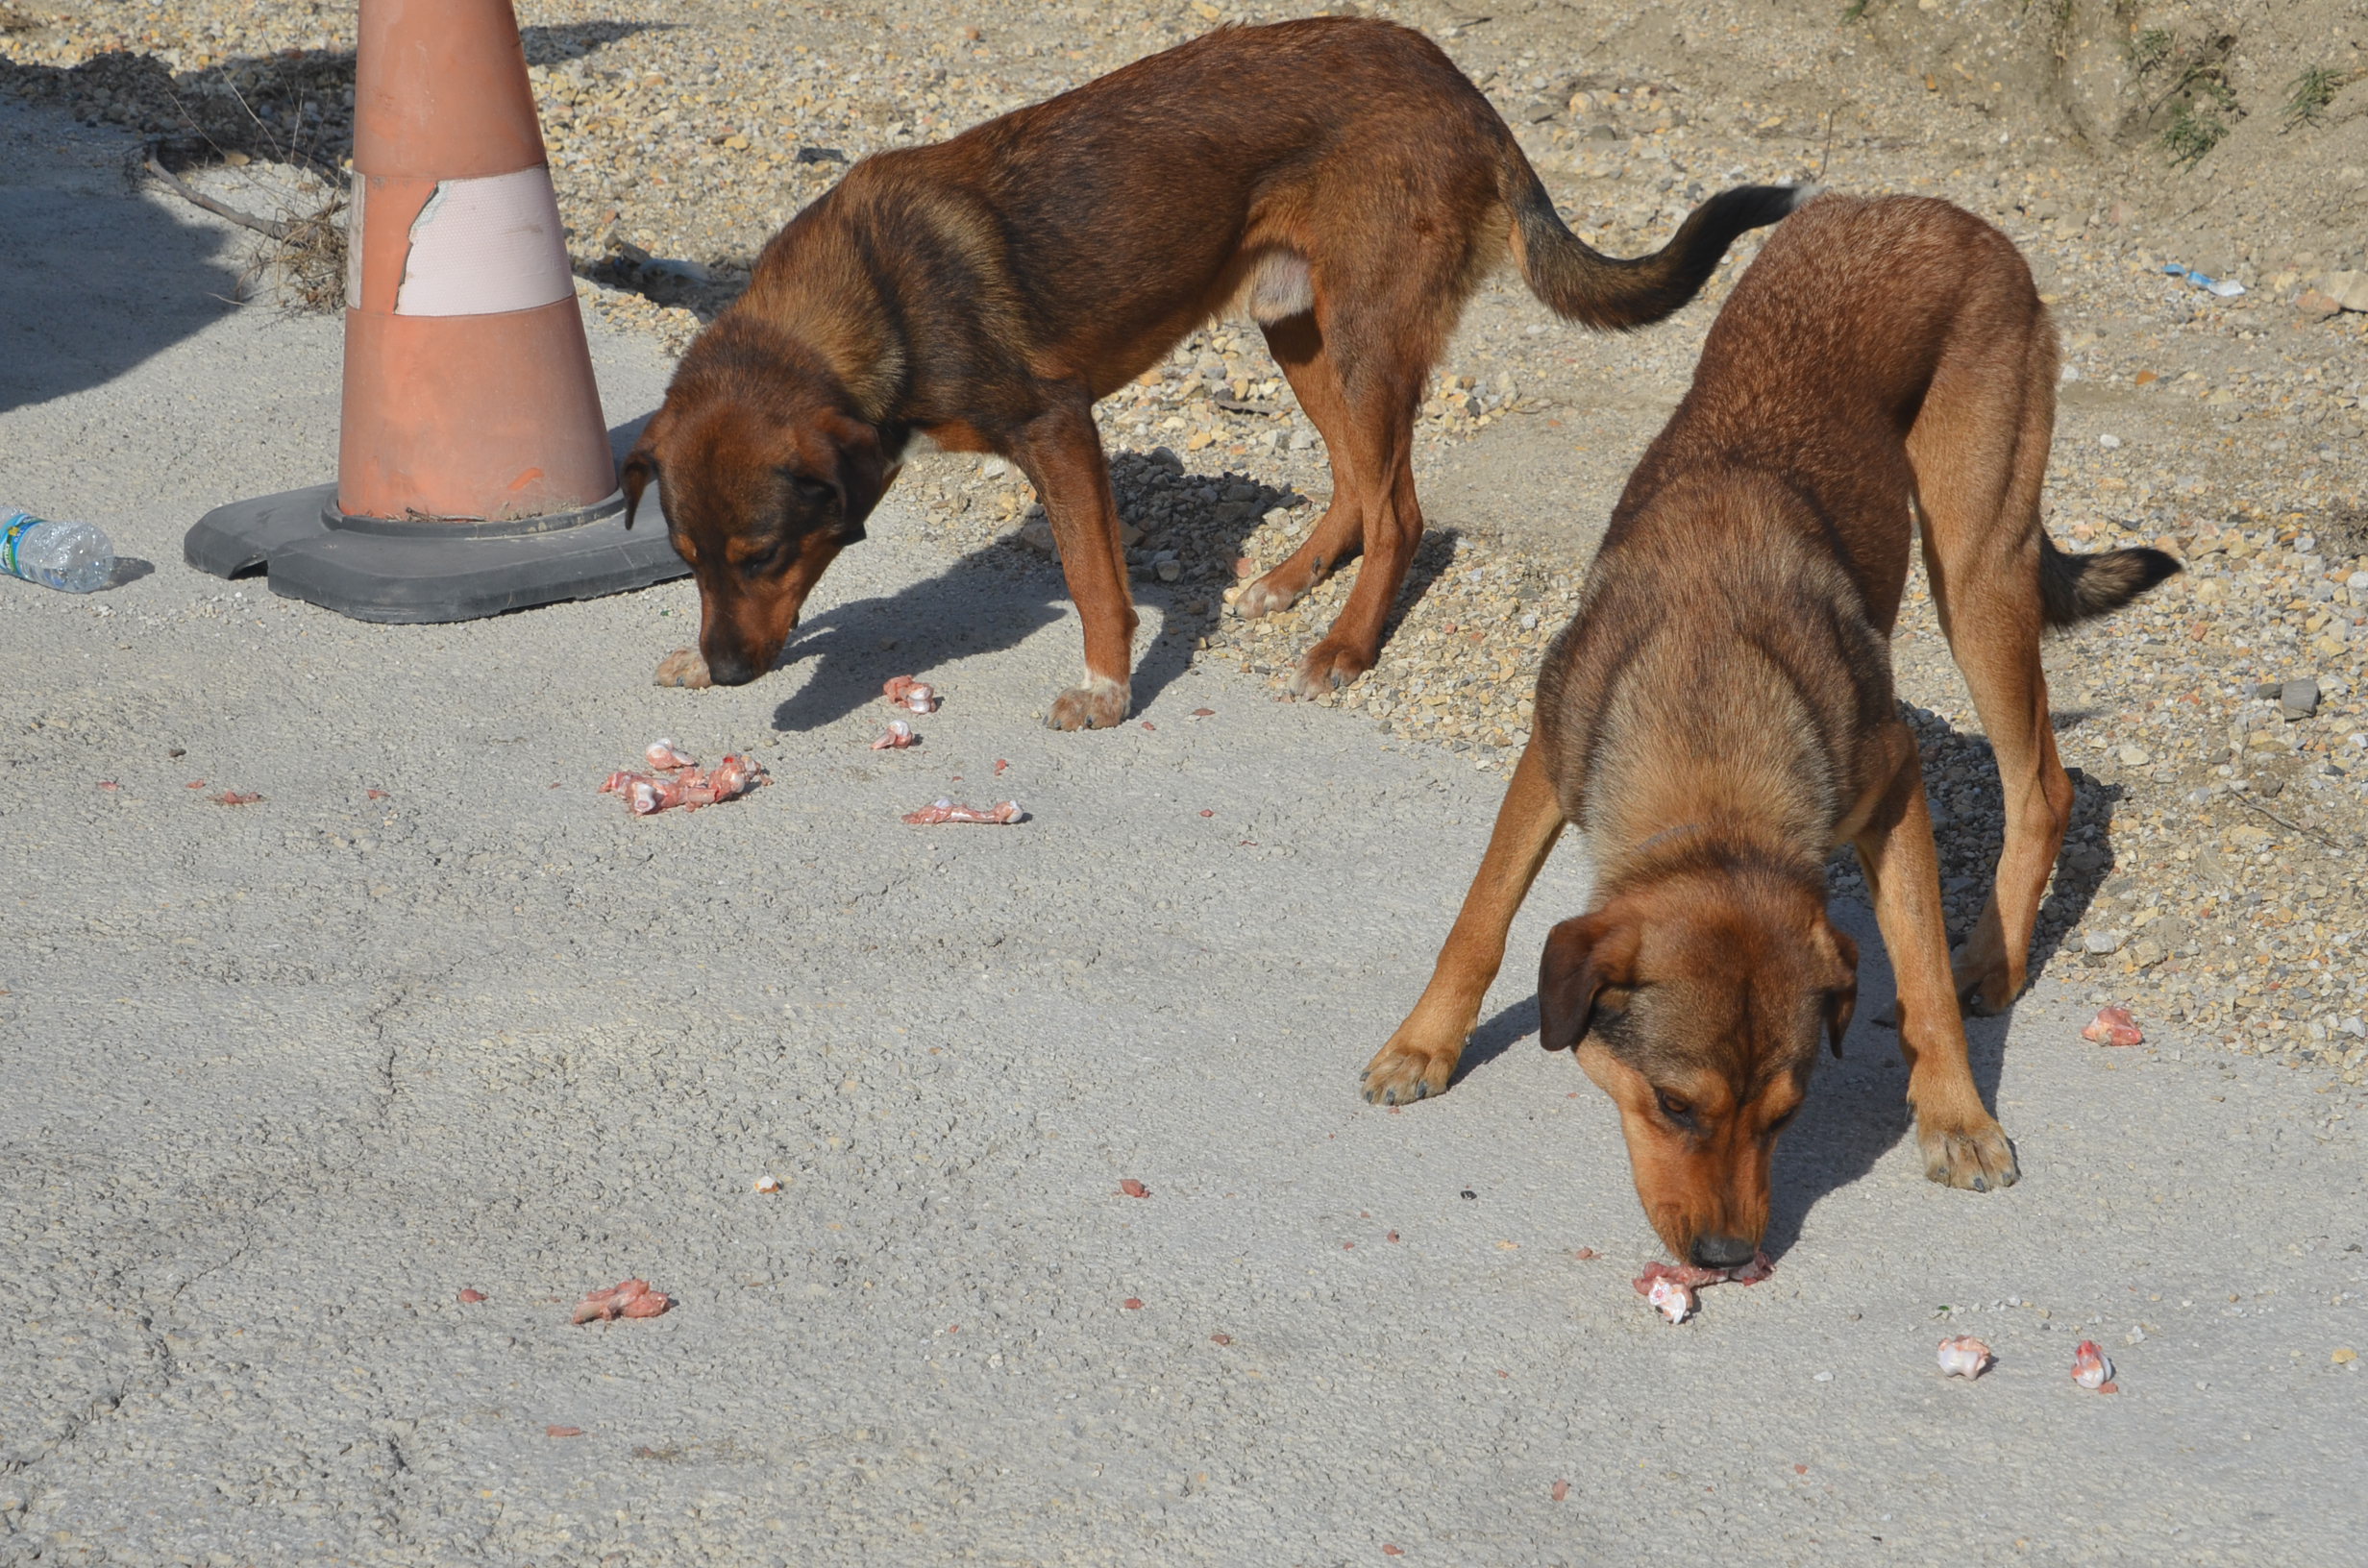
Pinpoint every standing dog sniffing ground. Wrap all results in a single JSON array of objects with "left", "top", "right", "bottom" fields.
[
  {"left": 623, "top": 17, "right": 1807, "bottom": 727},
  {"left": 1361, "top": 194, "right": 2178, "bottom": 1269}
]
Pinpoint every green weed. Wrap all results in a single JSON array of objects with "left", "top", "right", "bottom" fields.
[
  {"left": 2161, "top": 98, "right": 2230, "bottom": 168},
  {"left": 2282, "top": 65, "right": 2347, "bottom": 130},
  {"left": 2136, "top": 31, "right": 2240, "bottom": 169}
]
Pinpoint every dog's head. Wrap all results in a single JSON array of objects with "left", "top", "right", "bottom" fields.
[
  {"left": 1539, "top": 864, "right": 1857, "bottom": 1268},
  {"left": 621, "top": 356, "right": 891, "bottom": 687}
]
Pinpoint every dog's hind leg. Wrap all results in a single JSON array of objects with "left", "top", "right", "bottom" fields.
[
  {"left": 1292, "top": 437, "right": 1424, "bottom": 697},
  {"left": 1243, "top": 252, "right": 1444, "bottom": 695},
  {"left": 1363, "top": 743, "right": 1566, "bottom": 1104},
  {"left": 1263, "top": 331, "right": 1428, "bottom": 696},
  {"left": 1232, "top": 313, "right": 1367, "bottom": 620},
  {"left": 1910, "top": 312, "right": 2069, "bottom": 1015},
  {"left": 1850, "top": 723, "right": 2019, "bottom": 1190}
]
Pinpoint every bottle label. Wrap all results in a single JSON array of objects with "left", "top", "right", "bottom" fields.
[{"left": 0, "top": 512, "right": 40, "bottom": 581}]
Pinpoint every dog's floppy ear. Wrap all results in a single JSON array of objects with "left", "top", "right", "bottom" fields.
[
  {"left": 1538, "top": 912, "right": 1640, "bottom": 1053},
  {"left": 815, "top": 412, "right": 888, "bottom": 544},
  {"left": 1818, "top": 921, "right": 1859, "bottom": 1058},
  {"left": 620, "top": 409, "right": 670, "bottom": 530}
]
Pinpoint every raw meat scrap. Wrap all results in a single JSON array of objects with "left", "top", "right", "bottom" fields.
[
  {"left": 1633, "top": 1253, "right": 1771, "bottom": 1324},
  {"left": 902, "top": 798, "right": 1024, "bottom": 825},
  {"left": 571, "top": 1277, "right": 673, "bottom": 1324},
  {"left": 600, "top": 750, "right": 768, "bottom": 816},
  {"left": 1936, "top": 1335, "right": 1994, "bottom": 1379},
  {"left": 1633, "top": 1254, "right": 1773, "bottom": 1293},
  {"left": 1647, "top": 1277, "right": 1696, "bottom": 1323},
  {"left": 645, "top": 738, "right": 697, "bottom": 772},
  {"left": 2082, "top": 1006, "right": 2144, "bottom": 1047},
  {"left": 706, "top": 753, "right": 769, "bottom": 799},
  {"left": 872, "top": 720, "right": 917, "bottom": 749},
  {"left": 882, "top": 675, "right": 937, "bottom": 713},
  {"left": 2072, "top": 1340, "right": 2115, "bottom": 1391}
]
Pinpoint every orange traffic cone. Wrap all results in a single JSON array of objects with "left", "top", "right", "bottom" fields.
[{"left": 185, "top": 0, "right": 682, "bottom": 620}]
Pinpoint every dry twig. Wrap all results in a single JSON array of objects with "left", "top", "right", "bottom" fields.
[{"left": 141, "top": 153, "right": 293, "bottom": 239}]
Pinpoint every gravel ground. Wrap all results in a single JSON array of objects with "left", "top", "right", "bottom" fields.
[{"left": 8, "top": 0, "right": 2359, "bottom": 1079}]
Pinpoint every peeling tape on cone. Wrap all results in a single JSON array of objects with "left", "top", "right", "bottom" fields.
[
  {"left": 182, "top": 0, "right": 687, "bottom": 620},
  {"left": 390, "top": 170, "right": 577, "bottom": 317}
]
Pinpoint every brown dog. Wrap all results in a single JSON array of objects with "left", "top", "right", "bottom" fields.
[
  {"left": 621, "top": 17, "right": 1806, "bottom": 727},
  {"left": 1361, "top": 193, "right": 2177, "bottom": 1270}
]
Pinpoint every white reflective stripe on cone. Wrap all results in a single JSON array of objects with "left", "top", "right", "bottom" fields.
[
  {"left": 393, "top": 166, "right": 574, "bottom": 317},
  {"left": 344, "top": 176, "right": 366, "bottom": 309}
]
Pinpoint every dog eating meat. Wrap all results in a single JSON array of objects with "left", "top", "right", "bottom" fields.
[
  {"left": 1361, "top": 194, "right": 2178, "bottom": 1270},
  {"left": 623, "top": 18, "right": 1805, "bottom": 726}
]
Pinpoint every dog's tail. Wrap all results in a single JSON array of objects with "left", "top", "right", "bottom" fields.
[
  {"left": 2037, "top": 532, "right": 2183, "bottom": 628},
  {"left": 1500, "top": 149, "right": 1812, "bottom": 331}
]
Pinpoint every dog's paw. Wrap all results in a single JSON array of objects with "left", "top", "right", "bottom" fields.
[
  {"left": 654, "top": 648, "right": 712, "bottom": 689},
  {"left": 1915, "top": 1114, "right": 2020, "bottom": 1192},
  {"left": 1949, "top": 950, "right": 2021, "bottom": 1017},
  {"left": 1226, "top": 569, "right": 1303, "bottom": 621},
  {"left": 1290, "top": 637, "right": 1373, "bottom": 698},
  {"left": 1048, "top": 674, "right": 1129, "bottom": 731},
  {"left": 1948, "top": 914, "right": 2023, "bottom": 1016},
  {"left": 1360, "top": 1034, "right": 1457, "bottom": 1107}
]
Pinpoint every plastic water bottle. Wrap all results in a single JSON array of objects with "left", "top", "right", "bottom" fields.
[{"left": 1, "top": 511, "right": 114, "bottom": 594}]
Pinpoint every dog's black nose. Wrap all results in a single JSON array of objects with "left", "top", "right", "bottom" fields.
[
  {"left": 703, "top": 649, "right": 756, "bottom": 686},
  {"left": 1690, "top": 1233, "right": 1758, "bottom": 1270}
]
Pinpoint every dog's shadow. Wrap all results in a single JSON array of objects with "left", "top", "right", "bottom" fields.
[
  {"left": 1767, "top": 748, "right": 2124, "bottom": 1256},
  {"left": 1447, "top": 726, "right": 2127, "bottom": 1262},
  {"left": 757, "top": 445, "right": 1465, "bottom": 733}
]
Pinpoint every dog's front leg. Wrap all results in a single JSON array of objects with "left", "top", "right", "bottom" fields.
[
  {"left": 1011, "top": 398, "right": 1138, "bottom": 730},
  {"left": 1363, "top": 744, "right": 1566, "bottom": 1104},
  {"left": 1850, "top": 724, "right": 2019, "bottom": 1192}
]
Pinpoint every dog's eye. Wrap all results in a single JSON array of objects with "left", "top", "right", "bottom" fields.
[
  {"left": 1654, "top": 1090, "right": 1693, "bottom": 1123},
  {"left": 788, "top": 476, "right": 836, "bottom": 508},
  {"left": 1764, "top": 1106, "right": 1799, "bottom": 1137},
  {"left": 735, "top": 538, "right": 788, "bottom": 576}
]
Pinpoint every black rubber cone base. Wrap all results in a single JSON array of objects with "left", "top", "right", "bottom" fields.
[{"left": 185, "top": 483, "right": 686, "bottom": 623}]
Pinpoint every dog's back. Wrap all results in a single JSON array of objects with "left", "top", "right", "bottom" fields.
[
  {"left": 1607, "top": 196, "right": 2032, "bottom": 634},
  {"left": 1541, "top": 192, "right": 2175, "bottom": 1003},
  {"left": 1604, "top": 194, "right": 2172, "bottom": 639}
]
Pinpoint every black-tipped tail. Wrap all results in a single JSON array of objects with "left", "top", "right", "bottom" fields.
[
  {"left": 1504, "top": 166, "right": 1813, "bottom": 331},
  {"left": 2037, "top": 533, "right": 2183, "bottom": 628}
]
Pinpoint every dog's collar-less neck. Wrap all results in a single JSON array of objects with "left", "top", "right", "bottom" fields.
[
  {"left": 1629, "top": 821, "right": 1709, "bottom": 858},
  {"left": 1606, "top": 821, "right": 1821, "bottom": 894}
]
